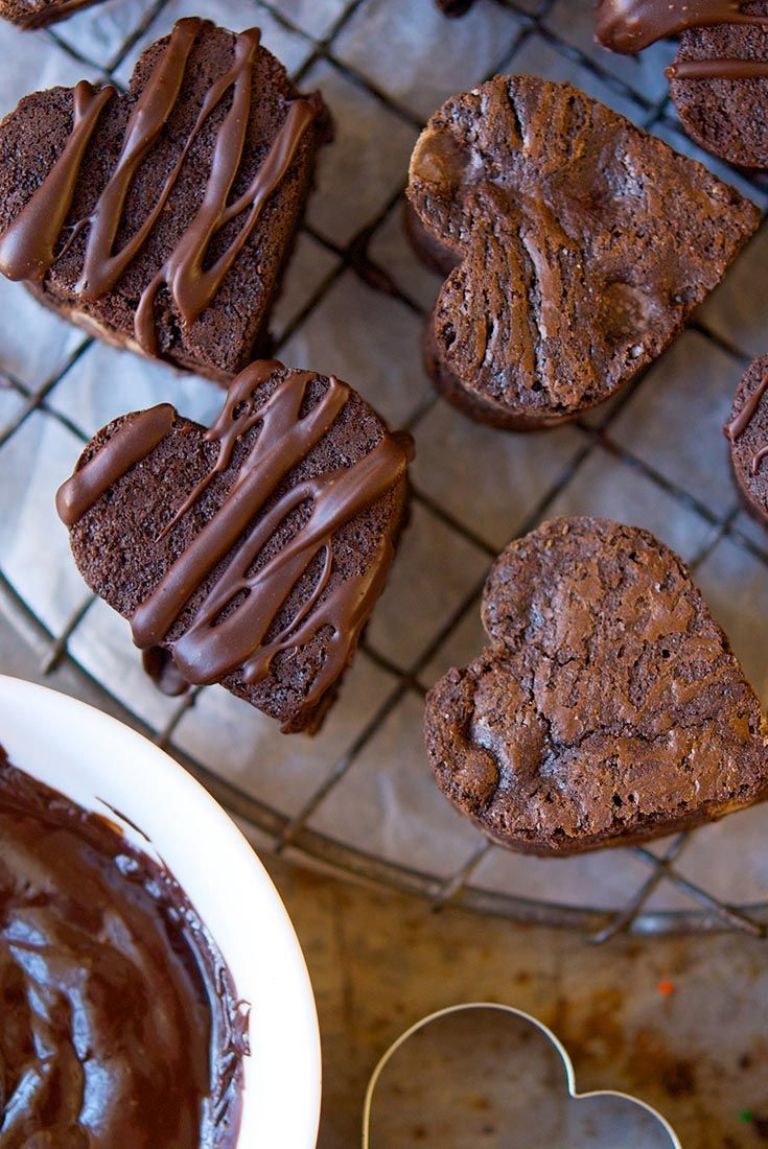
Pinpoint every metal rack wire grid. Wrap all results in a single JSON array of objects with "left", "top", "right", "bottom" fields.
[{"left": 1, "top": 0, "right": 768, "bottom": 939}]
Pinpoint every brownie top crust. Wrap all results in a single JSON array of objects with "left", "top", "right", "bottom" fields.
[{"left": 407, "top": 75, "right": 760, "bottom": 426}]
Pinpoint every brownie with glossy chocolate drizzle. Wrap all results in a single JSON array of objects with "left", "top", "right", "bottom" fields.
[
  {"left": 0, "top": 0, "right": 106, "bottom": 26},
  {"left": 0, "top": 18, "right": 329, "bottom": 380},
  {"left": 596, "top": 1, "right": 768, "bottom": 168},
  {"left": 57, "top": 359, "right": 413, "bottom": 734},
  {"left": 725, "top": 355, "right": 768, "bottom": 527},
  {"left": 0, "top": 745, "right": 248, "bottom": 1147},
  {"left": 406, "top": 75, "right": 759, "bottom": 429}
]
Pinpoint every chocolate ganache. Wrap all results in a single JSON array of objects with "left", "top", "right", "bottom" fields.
[{"left": 0, "top": 747, "right": 247, "bottom": 1147}]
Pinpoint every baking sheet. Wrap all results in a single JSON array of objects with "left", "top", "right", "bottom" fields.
[{"left": 1, "top": 0, "right": 767, "bottom": 919}]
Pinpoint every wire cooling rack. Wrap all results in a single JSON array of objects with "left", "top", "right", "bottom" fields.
[{"left": 1, "top": 0, "right": 768, "bottom": 939}]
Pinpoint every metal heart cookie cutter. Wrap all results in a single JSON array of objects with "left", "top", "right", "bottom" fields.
[{"left": 363, "top": 1003, "right": 682, "bottom": 1147}]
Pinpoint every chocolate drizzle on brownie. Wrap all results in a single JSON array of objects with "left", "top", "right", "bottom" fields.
[
  {"left": 596, "top": 1, "right": 768, "bottom": 54},
  {"left": 726, "top": 365, "right": 768, "bottom": 478},
  {"left": 57, "top": 403, "right": 175, "bottom": 526},
  {"left": 726, "top": 368, "right": 768, "bottom": 441},
  {"left": 725, "top": 357, "right": 768, "bottom": 525},
  {"left": 0, "top": 18, "right": 316, "bottom": 356},
  {"left": 57, "top": 360, "right": 413, "bottom": 724},
  {"left": 668, "top": 56, "right": 768, "bottom": 77},
  {"left": 597, "top": 3, "right": 768, "bottom": 83},
  {"left": 751, "top": 442, "right": 768, "bottom": 474}
]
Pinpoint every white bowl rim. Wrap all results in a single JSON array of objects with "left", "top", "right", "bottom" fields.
[{"left": 0, "top": 673, "right": 321, "bottom": 1149}]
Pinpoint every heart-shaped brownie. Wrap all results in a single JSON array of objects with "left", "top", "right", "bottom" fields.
[
  {"left": 596, "top": 0, "right": 768, "bottom": 169},
  {"left": 0, "top": 18, "right": 328, "bottom": 381},
  {"left": 424, "top": 517, "right": 768, "bottom": 855},
  {"left": 725, "top": 354, "right": 768, "bottom": 527},
  {"left": 57, "top": 360, "right": 413, "bottom": 735},
  {"left": 0, "top": 0, "right": 106, "bottom": 27},
  {"left": 406, "top": 76, "right": 760, "bottom": 429}
]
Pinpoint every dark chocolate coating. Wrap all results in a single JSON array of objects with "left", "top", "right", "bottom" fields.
[
  {"left": 424, "top": 517, "right": 768, "bottom": 856},
  {"left": 0, "top": 20, "right": 329, "bottom": 382},
  {"left": 0, "top": 748, "right": 246, "bottom": 1147},
  {"left": 0, "top": 0, "right": 106, "bottom": 27},
  {"left": 58, "top": 361, "right": 412, "bottom": 735},
  {"left": 725, "top": 355, "right": 768, "bottom": 526},
  {"left": 406, "top": 76, "right": 760, "bottom": 430}
]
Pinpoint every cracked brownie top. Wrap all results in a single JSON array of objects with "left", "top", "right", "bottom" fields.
[{"left": 424, "top": 516, "right": 768, "bottom": 855}]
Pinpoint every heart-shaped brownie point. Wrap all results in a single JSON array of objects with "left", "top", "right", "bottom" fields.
[
  {"left": 725, "top": 354, "right": 768, "bottom": 527},
  {"left": 0, "top": 0, "right": 106, "bottom": 26},
  {"left": 0, "top": 18, "right": 328, "bottom": 380},
  {"left": 424, "top": 517, "right": 768, "bottom": 855},
  {"left": 406, "top": 77, "right": 760, "bottom": 429},
  {"left": 57, "top": 360, "right": 413, "bottom": 735}
]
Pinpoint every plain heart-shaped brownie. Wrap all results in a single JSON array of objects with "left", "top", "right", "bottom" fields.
[
  {"left": 0, "top": 0, "right": 106, "bottom": 27},
  {"left": 0, "top": 18, "right": 328, "bottom": 381},
  {"left": 406, "top": 76, "right": 760, "bottom": 429},
  {"left": 596, "top": 0, "right": 768, "bottom": 169},
  {"left": 424, "top": 517, "right": 768, "bottom": 855},
  {"left": 725, "top": 354, "right": 768, "bottom": 528},
  {"left": 56, "top": 359, "right": 413, "bottom": 735}
]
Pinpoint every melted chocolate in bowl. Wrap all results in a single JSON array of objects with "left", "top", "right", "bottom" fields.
[{"left": 0, "top": 747, "right": 247, "bottom": 1148}]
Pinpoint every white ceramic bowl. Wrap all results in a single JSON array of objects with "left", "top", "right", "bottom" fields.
[{"left": 0, "top": 673, "right": 321, "bottom": 1149}]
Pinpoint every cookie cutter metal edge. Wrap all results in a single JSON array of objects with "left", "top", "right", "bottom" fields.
[{"left": 362, "top": 1002, "right": 683, "bottom": 1148}]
